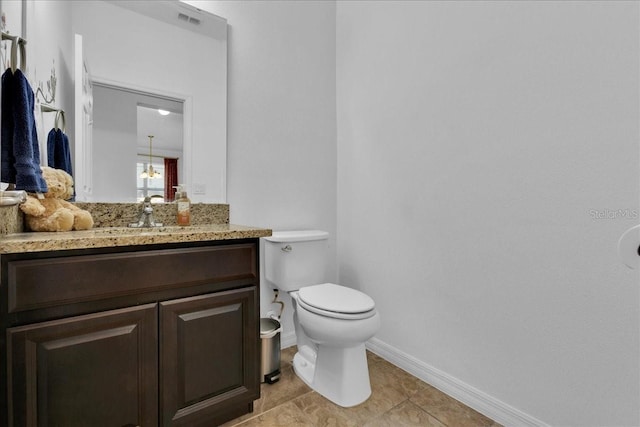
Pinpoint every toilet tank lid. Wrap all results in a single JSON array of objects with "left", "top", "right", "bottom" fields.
[{"left": 264, "top": 230, "right": 329, "bottom": 243}]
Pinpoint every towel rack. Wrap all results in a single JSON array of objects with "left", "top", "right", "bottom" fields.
[
  {"left": 2, "top": 32, "right": 55, "bottom": 106},
  {"left": 40, "top": 105, "right": 65, "bottom": 131},
  {"left": 1, "top": 31, "right": 26, "bottom": 73}
]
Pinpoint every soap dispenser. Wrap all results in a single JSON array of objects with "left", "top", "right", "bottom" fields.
[
  {"left": 173, "top": 185, "right": 183, "bottom": 202},
  {"left": 173, "top": 184, "right": 191, "bottom": 226}
]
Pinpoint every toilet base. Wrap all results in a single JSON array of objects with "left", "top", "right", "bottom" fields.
[{"left": 293, "top": 343, "right": 372, "bottom": 407}]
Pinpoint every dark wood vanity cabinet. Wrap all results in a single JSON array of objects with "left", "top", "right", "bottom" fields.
[
  {"left": 0, "top": 239, "right": 261, "bottom": 427},
  {"left": 159, "top": 287, "right": 259, "bottom": 426},
  {"left": 7, "top": 304, "right": 159, "bottom": 426}
]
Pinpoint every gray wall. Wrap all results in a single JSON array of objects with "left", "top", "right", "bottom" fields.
[
  {"left": 211, "top": 1, "right": 338, "bottom": 337},
  {"left": 336, "top": 1, "right": 639, "bottom": 426}
]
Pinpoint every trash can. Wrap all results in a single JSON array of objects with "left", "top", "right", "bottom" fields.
[{"left": 260, "top": 318, "right": 282, "bottom": 384}]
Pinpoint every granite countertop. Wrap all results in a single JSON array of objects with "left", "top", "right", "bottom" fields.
[{"left": 0, "top": 224, "right": 272, "bottom": 254}]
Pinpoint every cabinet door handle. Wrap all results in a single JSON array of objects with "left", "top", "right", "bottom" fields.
[{"left": 281, "top": 245, "right": 292, "bottom": 252}]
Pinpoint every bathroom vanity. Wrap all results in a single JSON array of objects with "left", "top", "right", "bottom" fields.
[{"left": 0, "top": 224, "right": 271, "bottom": 427}]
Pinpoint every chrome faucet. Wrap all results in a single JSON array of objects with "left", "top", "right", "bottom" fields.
[{"left": 129, "top": 195, "right": 164, "bottom": 228}]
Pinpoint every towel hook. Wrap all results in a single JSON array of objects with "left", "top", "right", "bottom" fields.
[
  {"left": 17, "top": 37, "right": 26, "bottom": 72},
  {"left": 4, "top": 36, "right": 25, "bottom": 73},
  {"left": 1, "top": 32, "right": 18, "bottom": 72},
  {"left": 9, "top": 36, "right": 17, "bottom": 73},
  {"left": 54, "top": 110, "right": 65, "bottom": 132}
]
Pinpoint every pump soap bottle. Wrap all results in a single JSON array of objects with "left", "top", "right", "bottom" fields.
[{"left": 174, "top": 185, "right": 191, "bottom": 226}]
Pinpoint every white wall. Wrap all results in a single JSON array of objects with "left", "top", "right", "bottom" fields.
[
  {"left": 337, "top": 1, "right": 639, "bottom": 426},
  {"left": 24, "top": 0, "right": 74, "bottom": 171},
  {"left": 196, "top": 1, "right": 337, "bottom": 335},
  {"left": 92, "top": 85, "right": 137, "bottom": 202}
]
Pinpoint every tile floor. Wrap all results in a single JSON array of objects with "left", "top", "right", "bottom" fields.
[{"left": 222, "top": 347, "right": 501, "bottom": 427}]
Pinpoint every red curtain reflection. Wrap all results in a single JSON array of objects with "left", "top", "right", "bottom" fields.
[{"left": 164, "top": 158, "right": 178, "bottom": 201}]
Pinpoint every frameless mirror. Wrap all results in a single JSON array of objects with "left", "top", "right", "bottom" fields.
[{"left": 25, "top": 0, "right": 227, "bottom": 203}]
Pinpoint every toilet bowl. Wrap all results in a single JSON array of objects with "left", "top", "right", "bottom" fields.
[
  {"left": 263, "top": 231, "right": 381, "bottom": 407},
  {"left": 291, "top": 284, "right": 381, "bottom": 407}
]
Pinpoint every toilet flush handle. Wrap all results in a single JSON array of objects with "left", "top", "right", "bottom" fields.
[{"left": 281, "top": 245, "right": 292, "bottom": 252}]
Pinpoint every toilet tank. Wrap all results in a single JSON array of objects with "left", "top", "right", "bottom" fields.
[{"left": 263, "top": 230, "right": 329, "bottom": 292}]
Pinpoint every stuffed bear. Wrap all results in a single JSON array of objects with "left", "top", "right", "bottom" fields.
[{"left": 20, "top": 166, "right": 94, "bottom": 232}]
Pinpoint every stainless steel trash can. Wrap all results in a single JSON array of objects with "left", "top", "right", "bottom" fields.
[{"left": 260, "top": 318, "right": 282, "bottom": 384}]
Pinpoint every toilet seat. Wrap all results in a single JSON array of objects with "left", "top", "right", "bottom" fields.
[{"left": 297, "top": 283, "right": 376, "bottom": 320}]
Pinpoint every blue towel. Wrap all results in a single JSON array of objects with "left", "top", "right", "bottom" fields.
[
  {"left": 1, "top": 69, "right": 16, "bottom": 184},
  {"left": 1, "top": 68, "right": 47, "bottom": 193},
  {"left": 47, "top": 128, "right": 72, "bottom": 175},
  {"left": 47, "top": 128, "right": 74, "bottom": 200}
]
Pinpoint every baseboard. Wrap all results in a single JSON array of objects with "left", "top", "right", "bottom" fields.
[
  {"left": 366, "top": 338, "right": 549, "bottom": 427},
  {"left": 280, "top": 330, "right": 297, "bottom": 349}
]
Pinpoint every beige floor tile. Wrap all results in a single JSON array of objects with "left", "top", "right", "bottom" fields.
[
  {"left": 369, "top": 358, "right": 426, "bottom": 399},
  {"left": 293, "top": 391, "right": 364, "bottom": 427},
  {"left": 366, "top": 349, "right": 386, "bottom": 366},
  {"left": 259, "top": 366, "right": 313, "bottom": 414},
  {"left": 363, "top": 400, "right": 447, "bottom": 427},
  {"left": 281, "top": 346, "right": 297, "bottom": 369},
  {"left": 410, "top": 382, "right": 495, "bottom": 427},
  {"left": 225, "top": 346, "right": 500, "bottom": 427},
  {"left": 219, "top": 409, "right": 255, "bottom": 426},
  {"left": 329, "top": 373, "right": 407, "bottom": 424},
  {"left": 220, "top": 365, "right": 312, "bottom": 427},
  {"left": 230, "top": 401, "right": 316, "bottom": 427},
  {"left": 290, "top": 357, "right": 413, "bottom": 426}
]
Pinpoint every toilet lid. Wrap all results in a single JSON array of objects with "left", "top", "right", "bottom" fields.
[{"left": 297, "top": 283, "right": 375, "bottom": 314}]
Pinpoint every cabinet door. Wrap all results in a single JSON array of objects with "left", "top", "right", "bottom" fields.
[
  {"left": 7, "top": 304, "right": 158, "bottom": 427},
  {"left": 160, "top": 287, "right": 259, "bottom": 426}
]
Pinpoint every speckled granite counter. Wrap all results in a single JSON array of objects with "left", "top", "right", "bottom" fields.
[
  {"left": 0, "top": 205, "right": 23, "bottom": 234},
  {"left": 0, "top": 224, "right": 272, "bottom": 254},
  {"left": 75, "top": 202, "right": 230, "bottom": 227}
]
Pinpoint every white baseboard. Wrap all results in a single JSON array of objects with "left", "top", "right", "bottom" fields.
[
  {"left": 280, "top": 330, "right": 297, "bottom": 349},
  {"left": 366, "top": 337, "right": 549, "bottom": 427}
]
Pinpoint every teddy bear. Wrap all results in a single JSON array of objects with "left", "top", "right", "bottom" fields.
[{"left": 20, "top": 166, "right": 94, "bottom": 232}]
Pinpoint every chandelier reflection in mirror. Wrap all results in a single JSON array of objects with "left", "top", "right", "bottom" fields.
[{"left": 140, "top": 135, "right": 162, "bottom": 179}]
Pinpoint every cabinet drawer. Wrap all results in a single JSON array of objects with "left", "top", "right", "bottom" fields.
[{"left": 8, "top": 243, "right": 257, "bottom": 313}]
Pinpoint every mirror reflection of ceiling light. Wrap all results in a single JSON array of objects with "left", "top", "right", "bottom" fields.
[
  {"left": 140, "top": 135, "right": 162, "bottom": 179},
  {"left": 158, "top": 109, "right": 170, "bottom": 116}
]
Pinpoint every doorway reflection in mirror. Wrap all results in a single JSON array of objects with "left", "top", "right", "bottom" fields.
[{"left": 92, "top": 84, "right": 183, "bottom": 202}]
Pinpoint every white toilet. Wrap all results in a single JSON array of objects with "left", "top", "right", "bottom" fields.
[{"left": 263, "top": 230, "right": 381, "bottom": 407}]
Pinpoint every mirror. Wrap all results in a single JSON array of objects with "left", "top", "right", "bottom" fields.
[
  {"left": 92, "top": 83, "right": 184, "bottom": 202},
  {"left": 25, "top": 0, "right": 227, "bottom": 203}
]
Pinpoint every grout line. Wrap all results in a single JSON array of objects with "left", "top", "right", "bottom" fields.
[
  {"left": 228, "top": 390, "right": 317, "bottom": 426},
  {"left": 390, "top": 399, "right": 451, "bottom": 427}
]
